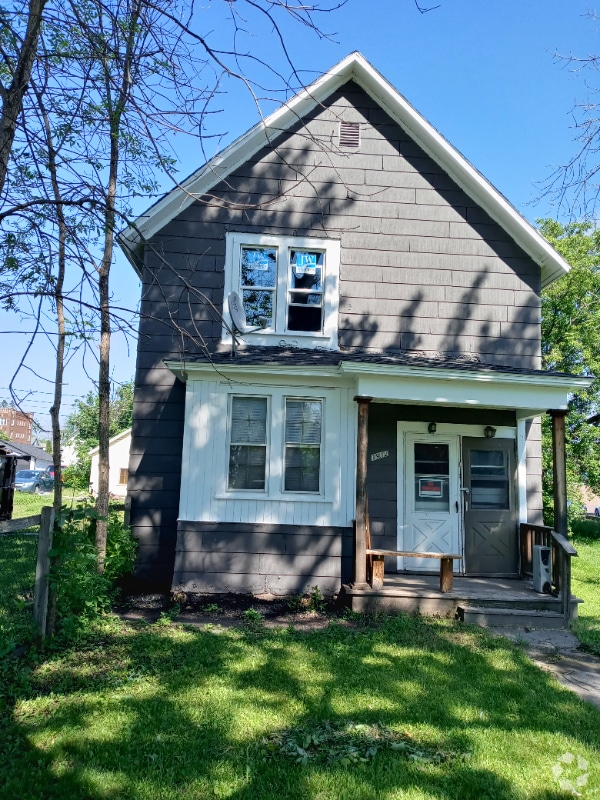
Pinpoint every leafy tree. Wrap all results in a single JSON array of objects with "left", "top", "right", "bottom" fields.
[
  {"left": 63, "top": 379, "right": 134, "bottom": 488},
  {"left": 539, "top": 219, "right": 600, "bottom": 523}
]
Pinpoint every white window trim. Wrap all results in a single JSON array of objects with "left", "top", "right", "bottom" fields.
[
  {"left": 215, "top": 386, "right": 333, "bottom": 503},
  {"left": 223, "top": 231, "right": 340, "bottom": 350}
]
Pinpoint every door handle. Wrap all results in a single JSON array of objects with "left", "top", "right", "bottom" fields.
[
  {"left": 460, "top": 487, "right": 469, "bottom": 512},
  {"left": 455, "top": 501, "right": 459, "bottom": 513}
]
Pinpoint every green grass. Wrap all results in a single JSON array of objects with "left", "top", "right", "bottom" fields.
[
  {"left": 11, "top": 488, "right": 88, "bottom": 518},
  {"left": 572, "top": 528, "right": 600, "bottom": 656},
  {"left": 0, "top": 533, "right": 37, "bottom": 655},
  {"left": 1, "top": 616, "right": 599, "bottom": 799}
]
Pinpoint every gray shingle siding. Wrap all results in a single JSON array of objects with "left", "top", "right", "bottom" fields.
[
  {"left": 128, "top": 80, "right": 544, "bottom": 588},
  {"left": 172, "top": 522, "right": 353, "bottom": 594}
]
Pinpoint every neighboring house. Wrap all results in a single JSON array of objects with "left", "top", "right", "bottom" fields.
[
  {"left": 0, "top": 408, "right": 34, "bottom": 444},
  {"left": 89, "top": 428, "right": 132, "bottom": 498},
  {"left": 120, "top": 53, "right": 590, "bottom": 597},
  {"left": 9, "top": 442, "right": 53, "bottom": 473}
]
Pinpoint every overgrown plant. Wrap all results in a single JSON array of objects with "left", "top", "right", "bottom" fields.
[{"left": 49, "top": 502, "right": 136, "bottom": 641}]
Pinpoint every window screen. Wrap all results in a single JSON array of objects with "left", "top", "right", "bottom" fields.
[
  {"left": 228, "top": 396, "right": 267, "bottom": 490},
  {"left": 284, "top": 399, "right": 322, "bottom": 492}
]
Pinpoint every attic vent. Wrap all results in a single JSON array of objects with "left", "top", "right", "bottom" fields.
[{"left": 339, "top": 121, "right": 360, "bottom": 149}]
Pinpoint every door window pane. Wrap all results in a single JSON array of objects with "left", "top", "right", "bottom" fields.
[
  {"left": 470, "top": 449, "right": 509, "bottom": 509},
  {"left": 414, "top": 442, "right": 449, "bottom": 512},
  {"left": 228, "top": 397, "right": 267, "bottom": 490},
  {"left": 284, "top": 400, "right": 321, "bottom": 492}
]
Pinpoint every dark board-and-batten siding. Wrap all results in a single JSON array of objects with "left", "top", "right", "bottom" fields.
[{"left": 173, "top": 522, "right": 354, "bottom": 595}]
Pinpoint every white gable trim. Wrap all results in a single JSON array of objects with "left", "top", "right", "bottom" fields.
[
  {"left": 120, "top": 52, "right": 570, "bottom": 288},
  {"left": 88, "top": 426, "right": 132, "bottom": 457}
]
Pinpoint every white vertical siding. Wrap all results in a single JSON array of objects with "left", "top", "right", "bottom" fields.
[{"left": 179, "top": 377, "right": 356, "bottom": 528}]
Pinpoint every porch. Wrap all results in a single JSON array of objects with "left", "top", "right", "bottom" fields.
[{"left": 341, "top": 522, "right": 579, "bottom": 628}]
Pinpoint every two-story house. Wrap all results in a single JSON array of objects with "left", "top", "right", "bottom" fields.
[{"left": 120, "top": 53, "right": 590, "bottom": 615}]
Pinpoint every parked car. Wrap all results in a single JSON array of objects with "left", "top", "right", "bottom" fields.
[{"left": 14, "top": 470, "right": 46, "bottom": 493}]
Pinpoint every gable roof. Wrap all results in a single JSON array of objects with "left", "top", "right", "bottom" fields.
[
  {"left": 88, "top": 427, "right": 132, "bottom": 457},
  {"left": 8, "top": 441, "right": 52, "bottom": 462},
  {"left": 120, "top": 52, "right": 569, "bottom": 289}
]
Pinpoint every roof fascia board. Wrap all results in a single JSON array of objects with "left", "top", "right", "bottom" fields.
[
  {"left": 164, "top": 360, "right": 343, "bottom": 381},
  {"left": 165, "top": 358, "right": 592, "bottom": 393},
  {"left": 119, "top": 62, "right": 354, "bottom": 255},
  {"left": 121, "top": 51, "right": 569, "bottom": 288},
  {"left": 339, "top": 360, "right": 592, "bottom": 390}
]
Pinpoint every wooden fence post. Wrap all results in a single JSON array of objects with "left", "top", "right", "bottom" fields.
[{"left": 33, "top": 506, "right": 54, "bottom": 641}]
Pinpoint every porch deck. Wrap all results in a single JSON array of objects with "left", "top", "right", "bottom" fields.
[{"left": 340, "top": 573, "right": 580, "bottom": 624}]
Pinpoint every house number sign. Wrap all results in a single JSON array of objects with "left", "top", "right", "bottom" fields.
[{"left": 370, "top": 450, "right": 389, "bottom": 462}]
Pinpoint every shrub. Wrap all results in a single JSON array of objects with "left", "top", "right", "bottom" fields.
[
  {"left": 61, "top": 462, "right": 91, "bottom": 491},
  {"left": 50, "top": 502, "right": 137, "bottom": 641},
  {"left": 570, "top": 517, "right": 600, "bottom": 540}
]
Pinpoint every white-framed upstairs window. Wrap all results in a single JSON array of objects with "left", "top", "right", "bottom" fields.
[{"left": 224, "top": 232, "right": 340, "bottom": 349}]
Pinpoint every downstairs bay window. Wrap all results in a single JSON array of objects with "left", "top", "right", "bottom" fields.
[{"left": 226, "top": 394, "right": 324, "bottom": 496}]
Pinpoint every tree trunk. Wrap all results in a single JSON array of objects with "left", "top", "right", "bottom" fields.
[{"left": 0, "top": 0, "right": 48, "bottom": 195}]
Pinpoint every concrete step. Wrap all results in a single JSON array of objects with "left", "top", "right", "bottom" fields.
[{"left": 456, "top": 605, "right": 565, "bottom": 629}]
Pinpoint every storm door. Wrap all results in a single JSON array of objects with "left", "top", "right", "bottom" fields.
[
  {"left": 403, "top": 434, "right": 461, "bottom": 572},
  {"left": 462, "top": 437, "right": 518, "bottom": 576}
]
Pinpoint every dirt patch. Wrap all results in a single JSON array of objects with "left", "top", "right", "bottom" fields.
[{"left": 117, "top": 590, "right": 349, "bottom": 631}]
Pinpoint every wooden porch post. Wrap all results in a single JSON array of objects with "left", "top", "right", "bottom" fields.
[
  {"left": 549, "top": 409, "right": 568, "bottom": 538},
  {"left": 353, "top": 395, "right": 372, "bottom": 588}
]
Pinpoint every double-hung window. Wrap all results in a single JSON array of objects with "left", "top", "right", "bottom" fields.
[
  {"left": 284, "top": 399, "right": 322, "bottom": 492},
  {"left": 226, "top": 394, "right": 323, "bottom": 495},
  {"left": 224, "top": 232, "right": 340, "bottom": 349},
  {"left": 228, "top": 396, "right": 268, "bottom": 491}
]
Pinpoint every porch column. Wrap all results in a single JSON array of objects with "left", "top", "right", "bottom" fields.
[
  {"left": 549, "top": 409, "right": 568, "bottom": 537},
  {"left": 353, "top": 395, "right": 372, "bottom": 588}
]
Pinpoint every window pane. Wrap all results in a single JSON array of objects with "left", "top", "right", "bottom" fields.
[
  {"left": 285, "top": 400, "right": 322, "bottom": 444},
  {"left": 284, "top": 400, "right": 321, "bottom": 492},
  {"left": 470, "top": 449, "right": 509, "bottom": 509},
  {"left": 228, "top": 445, "right": 266, "bottom": 490},
  {"left": 285, "top": 446, "right": 320, "bottom": 492},
  {"left": 289, "top": 251, "right": 323, "bottom": 291},
  {"left": 241, "top": 247, "right": 277, "bottom": 287},
  {"left": 289, "top": 292, "right": 322, "bottom": 306},
  {"left": 242, "top": 289, "right": 273, "bottom": 327},
  {"left": 414, "top": 442, "right": 450, "bottom": 512},
  {"left": 230, "top": 397, "right": 267, "bottom": 443},
  {"left": 287, "top": 304, "right": 323, "bottom": 332}
]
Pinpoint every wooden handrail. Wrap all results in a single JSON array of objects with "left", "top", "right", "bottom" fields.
[{"left": 519, "top": 522, "right": 577, "bottom": 628}]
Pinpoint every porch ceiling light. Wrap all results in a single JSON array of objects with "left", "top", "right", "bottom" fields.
[
  {"left": 428, "top": 422, "right": 437, "bottom": 434},
  {"left": 484, "top": 425, "right": 496, "bottom": 439}
]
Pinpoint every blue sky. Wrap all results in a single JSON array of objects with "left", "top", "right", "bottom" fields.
[{"left": 3, "top": 0, "right": 598, "bottom": 433}]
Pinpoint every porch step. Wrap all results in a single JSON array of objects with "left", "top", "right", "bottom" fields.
[{"left": 456, "top": 605, "right": 565, "bottom": 629}]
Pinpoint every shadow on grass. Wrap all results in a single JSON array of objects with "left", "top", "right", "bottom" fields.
[{"left": 1, "top": 615, "right": 599, "bottom": 800}]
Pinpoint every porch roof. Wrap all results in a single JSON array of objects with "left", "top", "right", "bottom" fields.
[{"left": 166, "top": 347, "right": 592, "bottom": 419}]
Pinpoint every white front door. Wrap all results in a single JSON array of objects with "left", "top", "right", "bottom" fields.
[{"left": 400, "top": 432, "right": 462, "bottom": 572}]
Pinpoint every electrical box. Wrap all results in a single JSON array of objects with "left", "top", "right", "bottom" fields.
[{"left": 532, "top": 544, "right": 552, "bottom": 594}]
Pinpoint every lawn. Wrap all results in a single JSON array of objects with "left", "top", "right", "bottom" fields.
[
  {"left": 0, "top": 614, "right": 599, "bottom": 800},
  {"left": 571, "top": 524, "right": 600, "bottom": 656},
  {"left": 1, "top": 513, "right": 600, "bottom": 799}
]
